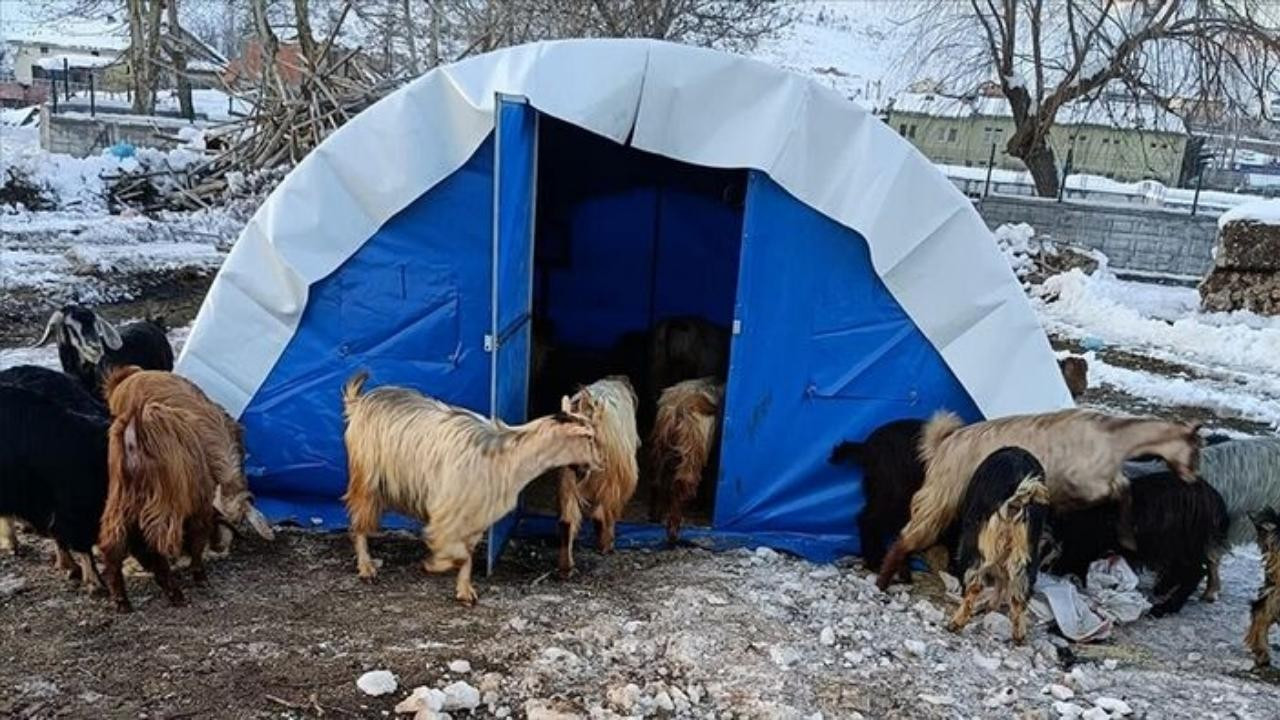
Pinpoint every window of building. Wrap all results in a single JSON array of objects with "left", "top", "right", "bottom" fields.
[
  {"left": 908, "top": 124, "right": 917, "bottom": 138},
  {"left": 947, "top": 127, "right": 958, "bottom": 142},
  {"left": 91, "top": 50, "right": 100, "bottom": 57},
  {"left": 936, "top": 127, "right": 947, "bottom": 141},
  {"left": 899, "top": 124, "right": 907, "bottom": 136},
  {"left": 39, "top": 46, "right": 49, "bottom": 54}
]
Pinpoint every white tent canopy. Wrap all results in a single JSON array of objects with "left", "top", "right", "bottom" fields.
[{"left": 178, "top": 39, "right": 1071, "bottom": 419}]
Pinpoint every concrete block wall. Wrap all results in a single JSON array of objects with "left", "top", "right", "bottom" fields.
[
  {"left": 976, "top": 194, "right": 1219, "bottom": 278},
  {"left": 39, "top": 105, "right": 204, "bottom": 158}
]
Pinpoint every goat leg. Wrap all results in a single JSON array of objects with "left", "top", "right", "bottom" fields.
[
  {"left": 1202, "top": 552, "right": 1223, "bottom": 603},
  {"left": 558, "top": 470, "right": 582, "bottom": 578},
  {"left": 1010, "top": 576, "right": 1031, "bottom": 645},
  {"left": 877, "top": 540, "right": 912, "bottom": 591},
  {"left": 1246, "top": 589, "right": 1278, "bottom": 668},
  {"left": 454, "top": 554, "right": 477, "bottom": 606},
  {"left": 0, "top": 516, "right": 17, "bottom": 555},
  {"left": 184, "top": 519, "right": 211, "bottom": 586},
  {"left": 99, "top": 542, "right": 132, "bottom": 613},
  {"left": 947, "top": 576, "right": 985, "bottom": 633},
  {"left": 129, "top": 536, "right": 184, "bottom": 607},
  {"left": 54, "top": 542, "right": 79, "bottom": 580},
  {"left": 558, "top": 519, "right": 578, "bottom": 579},
  {"left": 73, "top": 551, "right": 105, "bottom": 596}
]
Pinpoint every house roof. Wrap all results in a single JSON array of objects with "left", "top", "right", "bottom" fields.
[{"left": 891, "top": 92, "right": 1188, "bottom": 134}]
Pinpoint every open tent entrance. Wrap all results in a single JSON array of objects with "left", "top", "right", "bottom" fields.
[{"left": 522, "top": 114, "right": 747, "bottom": 530}]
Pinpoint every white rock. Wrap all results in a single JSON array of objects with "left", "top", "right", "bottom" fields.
[
  {"left": 1081, "top": 708, "right": 1109, "bottom": 720},
  {"left": 769, "top": 645, "right": 802, "bottom": 668},
  {"left": 412, "top": 711, "right": 449, "bottom": 720},
  {"left": 1049, "top": 684, "right": 1075, "bottom": 701},
  {"left": 1094, "top": 697, "right": 1132, "bottom": 716},
  {"left": 1102, "top": 658, "right": 1118, "bottom": 671},
  {"left": 479, "top": 673, "right": 503, "bottom": 693},
  {"left": 670, "top": 687, "right": 690, "bottom": 713},
  {"left": 918, "top": 694, "right": 954, "bottom": 706},
  {"left": 653, "top": 690, "right": 675, "bottom": 712},
  {"left": 508, "top": 617, "right": 530, "bottom": 632},
  {"left": 903, "top": 639, "right": 927, "bottom": 657},
  {"left": 972, "top": 651, "right": 1002, "bottom": 672},
  {"left": 523, "top": 699, "right": 582, "bottom": 720},
  {"left": 441, "top": 681, "right": 480, "bottom": 711},
  {"left": 1187, "top": 652, "right": 1203, "bottom": 663},
  {"left": 541, "top": 647, "right": 579, "bottom": 665},
  {"left": 704, "top": 593, "right": 730, "bottom": 606},
  {"left": 982, "top": 612, "right": 1014, "bottom": 641},
  {"left": 983, "top": 687, "right": 1017, "bottom": 707},
  {"left": 495, "top": 708, "right": 510, "bottom": 719},
  {"left": 395, "top": 687, "right": 446, "bottom": 714},
  {"left": 1053, "top": 701, "right": 1085, "bottom": 718},
  {"left": 608, "top": 684, "right": 642, "bottom": 712},
  {"left": 356, "top": 670, "right": 398, "bottom": 697},
  {"left": 819, "top": 627, "right": 836, "bottom": 646},
  {"left": 447, "top": 659, "right": 472, "bottom": 674},
  {"left": 754, "top": 546, "right": 779, "bottom": 561}
]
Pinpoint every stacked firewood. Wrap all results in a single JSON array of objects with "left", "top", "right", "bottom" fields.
[{"left": 1199, "top": 218, "right": 1280, "bottom": 316}]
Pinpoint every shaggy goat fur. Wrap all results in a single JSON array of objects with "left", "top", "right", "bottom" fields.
[
  {"left": 36, "top": 306, "right": 173, "bottom": 395},
  {"left": 946, "top": 448, "right": 1049, "bottom": 645},
  {"left": 100, "top": 370, "right": 225, "bottom": 612},
  {"left": 1246, "top": 507, "right": 1280, "bottom": 667},
  {"left": 829, "top": 419, "right": 927, "bottom": 572},
  {"left": 104, "top": 368, "right": 272, "bottom": 549},
  {"left": 1198, "top": 439, "right": 1280, "bottom": 547},
  {"left": 1048, "top": 470, "right": 1229, "bottom": 616},
  {"left": 647, "top": 317, "right": 729, "bottom": 402},
  {"left": 557, "top": 376, "right": 641, "bottom": 577},
  {"left": 1057, "top": 356, "right": 1088, "bottom": 399},
  {"left": 877, "top": 409, "right": 1201, "bottom": 590},
  {"left": 0, "top": 385, "right": 110, "bottom": 592},
  {"left": 341, "top": 372, "right": 600, "bottom": 605},
  {"left": 649, "top": 377, "right": 724, "bottom": 544}
]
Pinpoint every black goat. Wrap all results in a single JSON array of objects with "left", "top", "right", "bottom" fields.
[
  {"left": 0, "top": 384, "right": 110, "bottom": 592},
  {"left": 947, "top": 447, "right": 1050, "bottom": 645},
  {"left": 1048, "top": 470, "right": 1229, "bottom": 617},
  {"left": 35, "top": 305, "right": 173, "bottom": 394},
  {"left": 830, "top": 419, "right": 927, "bottom": 572},
  {"left": 648, "top": 316, "right": 729, "bottom": 398},
  {"left": 0, "top": 364, "right": 107, "bottom": 415}
]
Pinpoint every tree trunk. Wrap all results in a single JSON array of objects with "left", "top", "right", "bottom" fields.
[
  {"left": 293, "top": 0, "right": 318, "bottom": 69},
  {"left": 1015, "top": 138, "right": 1060, "bottom": 198},
  {"left": 428, "top": 0, "right": 441, "bottom": 67},
  {"left": 140, "top": 0, "right": 163, "bottom": 114},
  {"left": 166, "top": 0, "right": 194, "bottom": 119},
  {"left": 251, "top": 0, "right": 281, "bottom": 98},
  {"left": 403, "top": 0, "right": 420, "bottom": 74},
  {"left": 126, "top": 0, "right": 149, "bottom": 114}
]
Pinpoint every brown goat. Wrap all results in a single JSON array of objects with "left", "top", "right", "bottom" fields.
[
  {"left": 1246, "top": 508, "right": 1280, "bottom": 667},
  {"left": 557, "top": 376, "right": 641, "bottom": 577},
  {"left": 650, "top": 377, "right": 723, "bottom": 544},
  {"left": 1058, "top": 356, "right": 1088, "bottom": 400},
  {"left": 100, "top": 368, "right": 226, "bottom": 612},
  {"left": 877, "top": 409, "right": 1201, "bottom": 590}
]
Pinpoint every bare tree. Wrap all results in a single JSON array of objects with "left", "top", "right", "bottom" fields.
[
  {"left": 166, "top": 0, "right": 194, "bottom": 119},
  {"left": 294, "top": 0, "right": 321, "bottom": 68},
  {"left": 895, "top": 0, "right": 1280, "bottom": 197},
  {"left": 125, "top": 0, "right": 164, "bottom": 114}
]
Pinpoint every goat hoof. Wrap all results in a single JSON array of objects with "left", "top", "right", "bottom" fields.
[
  {"left": 167, "top": 591, "right": 186, "bottom": 608},
  {"left": 114, "top": 601, "right": 133, "bottom": 614},
  {"left": 65, "top": 567, "right": 84, "bottom": 583},
  {"left": 87, "top": 586, "right": 107, "bottom": 598},
  {"left": 558, "top": 566, "right": 575, "bottom": 580},
  {"left": 456, "top": 589, "right": 478, "bottom": 606}
]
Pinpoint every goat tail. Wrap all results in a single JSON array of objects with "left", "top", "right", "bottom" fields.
[
  {"left": 342, "top": 370, "right": 370, "bottom": 418},
  {"left": 919, "top": 410, "right": 965, "bottom": 466},
  {"left": 103, "top": 365, "right": 143, "bottom": 403},
  {"left": 100, "top": 411, "right": 138, "bottom": 556},
  {"left": 829, "top": 440, "right": 865, "bottom": 467},
  {"left": 1013, "top": 475, "right": 1051, "bottom": 507}
]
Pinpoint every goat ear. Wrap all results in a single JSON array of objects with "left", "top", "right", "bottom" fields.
[
  {"left": 34, "top": 310, "right": 63, "bottom": 347},
  {"left": 95, "top": 313, "right": 123, "bottom": 351},
  {"left": 560, "top": 395, "right": 573, "bottom": 414}
]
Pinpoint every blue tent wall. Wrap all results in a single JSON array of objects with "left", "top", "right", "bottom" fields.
[
  {"left": 711, "top": 172, "right": 982, "bottom": 552},
  {"left": 241, "top": 136, "right": 496, "bottom": 527}
]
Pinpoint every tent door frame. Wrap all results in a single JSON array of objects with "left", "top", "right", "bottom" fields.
[{"left": 486, "top": 93, "right": 539, "bottom": 575}]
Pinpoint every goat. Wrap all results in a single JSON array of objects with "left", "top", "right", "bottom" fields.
[
  {"left": 877, "top": 409, "right": 1202, "bottom": 590},
  {"left": 1197, "top": 439, "right": 1280, "bottom": 547},
  {"left": 35, "top": 305, "right": 173, "bottom": 394},
  {"left": 557, "top": 376, "right": 641, "bottom": 578},
  {"left": 0, "top": 385, "right": 110, "bottom": 592},
  {"left": 1057, "top": 356, "right": 1088, "bottom": 400},
  {"left": 99, "top": 368, "right": 272, "bottom": 612},
  {"left": 649, "top": 377, "right": 724, "bottom": 544},
  {"left": 647, "top": 317, "right": 729, "bottom": 401},
  {"left": 829, "top": 419, "right": 927, "bottom": 573},
  {"left": 0, "top": 365, "right": 108, "bottom": 556},
  {"left": 1246, "top": 507, "right": 1280, "bottom": 667},
  {"left": 1048, "top": 469, "right": 1229, "bottom": 616},
  {"left": 341, "top": 371, "right": 600, "bottom": 605},
  {"left": 946, "top": 448, "right": 1049, "bottom": 645}
]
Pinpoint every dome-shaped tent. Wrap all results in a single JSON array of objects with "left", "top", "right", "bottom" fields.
[{"left": 178, "top": 39, "right": 1071, "bottom": 569}]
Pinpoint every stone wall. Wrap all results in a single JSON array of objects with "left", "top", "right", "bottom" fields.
[
  {"left": 976, "top": 194, "right": 1219, "bottom": 278},
  {"left": 39, "top": 105, "right": 205, "bottom": 158}
]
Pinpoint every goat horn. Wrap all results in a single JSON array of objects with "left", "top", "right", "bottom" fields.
[
  {"left": 34, "top": 310, "right": 63, "bottom": 347},
  {"left": 244, "top": 504, "right": 275, "bottom": 541}
]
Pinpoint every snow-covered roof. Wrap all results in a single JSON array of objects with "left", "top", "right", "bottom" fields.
[
  {"left": 33, "top": 54, "right": 117, "bottom": 71},
  {"left": 1, "top": 13, "right": 130, "bottom": 52},
  {"left": 891, "top": 92, "right": 1187, "bottom": 134},
  {"left": 180, "top": 38, "right": 1071, "bottom": 420},
  {"left": 1219, "top": 198, "right": 1280, "bottom": 228}
]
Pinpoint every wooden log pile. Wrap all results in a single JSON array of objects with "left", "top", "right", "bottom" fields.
[{"left": 1199, "top": 218, "right": 1280, "bottom": 315}]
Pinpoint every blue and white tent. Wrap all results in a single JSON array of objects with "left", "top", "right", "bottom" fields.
[{"left": 178, "top": 39, "right": 1071, "bottom": 569}]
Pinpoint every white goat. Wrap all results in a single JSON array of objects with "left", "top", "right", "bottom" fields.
[{"left": 341, "top": 371, "right": 600, "bottom": 605}]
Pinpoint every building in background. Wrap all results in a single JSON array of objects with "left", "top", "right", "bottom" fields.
[{"left": 886, "top": 91, "right": 1190, "bottom": 187}]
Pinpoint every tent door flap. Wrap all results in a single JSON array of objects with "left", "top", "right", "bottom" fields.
[{"left": 486, "top": 95, "right": 538, "bottom": 575}]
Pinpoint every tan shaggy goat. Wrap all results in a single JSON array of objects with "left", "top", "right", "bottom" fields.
[
  {"left": 100, "top": 368, "right": 252, "bottom": 612},
  {"left": 341, "top": 371, "right": 600, "bottom": 605},
  {"left": 556, "top": 376, "right": 641, "bottom": 577},
  {"left": 876, "top": 408, "right": 1201, "bottom": 590},
  {"left": 650, "top": 377, "right": 724, "bottom": 544}
]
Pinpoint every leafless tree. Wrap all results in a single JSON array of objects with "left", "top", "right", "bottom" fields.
[
  {"left": 894, "top": 0, "right": 1280, "bottom": 197},
  {"left": 165, "top": 0, "right": 193, "bottom": 118},
  {"left": 125, "top": 0, "right": 164, "bottom": 114}
]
